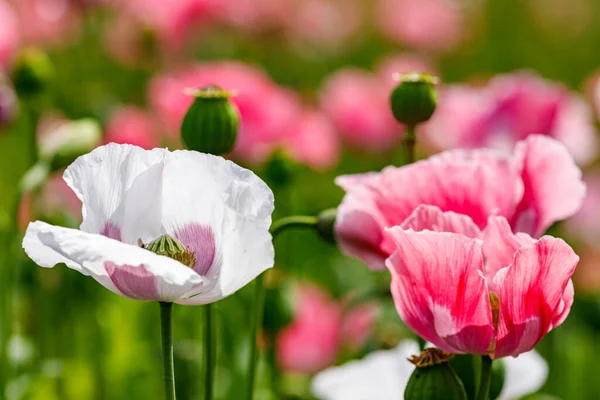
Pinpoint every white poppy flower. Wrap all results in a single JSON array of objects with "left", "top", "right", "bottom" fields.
[
  {"left": 22, "top": 143, "right": 275, "bottom": 304},
  {"left": 311, "top": 340, "right": 548, "bottom": 400}
]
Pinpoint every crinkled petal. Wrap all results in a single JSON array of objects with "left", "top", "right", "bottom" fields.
[
  {"left": 493, "top": 237, "right": 578, "bottom": 358},
  {"left": 501, "top": 349, "right": 548, "bottom": 400},
  {"left": 23, "top": 221, "right": 205, "bottom": 302},
  {"left": 64, "top": 143, "right": 166, "bottom": 244},
  {"left": 335, "top": 156, "right": 522, "bottom": 269},
  {"left": 385, "top": 227, "right": 495, "bottom": 354},
  {"left": 482, "top": 216, "right": 535, "bottom": 282},
  {"left": 401, "top": 205, "right": 481, "bottom": 238},
  {"left": 512, "top": 135, "right": 585, "bottom": 236},
  {"left": 311, "top": 340, "right": 419, "bottom": 400},
  {"left": 158, "top": 151, "right": 274, "bottom": 305}
]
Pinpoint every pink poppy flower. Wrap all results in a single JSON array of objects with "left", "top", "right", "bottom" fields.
[
  {"left": 426, "top": 72, "right": 598, "bottom": 164},
  {"left": 376, "top": 0, "right": 465, "bottom": 52},
  {"left": 39, "top": 171, "right": 82, "bottom": 222},
  {"left": 149, "top": 61, "right": 301, "bottom": 165},
  {"left": 564, "top": 170, "right": 600, "bottom": 247},
  {"left": 104, "top": 106, "right": 160, "bottom": 150},
  {"left": 320, "top": 68, "right": 401, "bottom": 152},
  {"left": 335, "top": 135, "right": 584, "bottom": 270},
  {"left": 23, "top": 143, "right": 274, "bottom": 304},
  {"left": 0, "top": 0, "right": 19, "bottom": 69},
  {"left": 341, "top": 302, "right": 378, "bottom": 351},
  {"left": 385, "top": 208, "right": 577, "bottom": 358},
  {"left": 284, "top": 110, "right": 340, "bottom": 171},
  {"left": 277, "top": 284, "right": 342, "bottom": 374}
]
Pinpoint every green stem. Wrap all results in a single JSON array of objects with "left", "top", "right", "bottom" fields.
[
  {"left": 204, "top": 304, "right": 214, "bottom": 400},
  {"left": 159, "top": 302, "right": 176, "bottom": 400},
  {"left": 476, "top": 355, "right": 493, "bottom": 400},
  {"left": 404, "top": 124, "right": 417, "bottom": 164},
  {"left": 245, "top": 215, "right": 319, "bottom": 400}
]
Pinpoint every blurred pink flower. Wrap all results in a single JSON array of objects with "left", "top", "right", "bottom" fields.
[
  {"left": 284, "top": 110, "right": 340, "bottom": 171},
  {"left": 376, "top": 0, "right": 464, "bottom": 52},
  {"left": 335, "top": 135, "right": 584, "bottom": 270},
  {"left": 216, "top": 0, "right": 288, "bottom": 33},
  {"left": 282, "top": 0, "right": 361, "bottom": 49},
  {"left": 320, "top": 68, "right": 400, "bottom": 152},
  {"left": 564, "top": 170, "right": 600, "bottom": 247},
  {"left": 572, "top": 248, "right": 600, "bottom": 293},
  {"left": 149, "top": 61, "right": 301, "bottom": 165},
  {"left": 7, "top": 0, "right": 80, "bottom": 46},
  {"left": 277, "top": 284, "right": 343, "bottom": 374},
  {"left": 0, "top": 0, "right": 19, "bottom": 69},
  {"left": 426, "top": 72, "right": 598, "bottom": 164},
  {"left": 39, "top": 171, "right": 82, "bottom": 222},
  {"left": 375, "top": 54, "right": 436, "bottom": 90},
  {"left": 108, "top": 0, "right": 216, "bottom": 49},
  {"left": 386, "top": 211, "right": 577, "bottom": 358},
  {"left": 104, "top": 106, "right": 160, "bottom": 150},
  {"left": 341, "top": 302, "right": 378, "bottom": 351}
]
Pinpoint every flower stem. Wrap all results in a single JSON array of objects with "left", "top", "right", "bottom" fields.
[
  {"left": 159, "top": 302, "right": 176, "bottom": 400},
  {"left": 204, "top": 304, "right": 214, "bottom": 400},
  {"left": 476, "top": 355, "right": 493, "bottom": 400},
  {"left": 404, "top": 124, "right": 417, "bottom": 164},
  {"left": 245, "top": 215, "right": 319, "bottom": 400}
]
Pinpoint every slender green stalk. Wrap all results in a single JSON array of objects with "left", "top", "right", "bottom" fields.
[
  {"left": 404, "top": 124, "right": 417, "bottom": 164},
  {"left": 245, "top": 215, "right": 319, "bottom": 400},
  {"left": 204, "top": 304, "right": 214, "bottom": 400},
  {"left": 159, "top": 302, "right": 176, "bottom": 400},
  {"left": 476, "top": 355, "right": 493, "bottom": 400}
]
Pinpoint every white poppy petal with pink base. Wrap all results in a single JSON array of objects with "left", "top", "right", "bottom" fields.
[{"left": 23, "top": 221, "right": 205, "bottom": 302}]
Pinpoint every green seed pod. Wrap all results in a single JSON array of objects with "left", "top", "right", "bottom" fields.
[
  {"left": 180, "top": 85, "right": 240, "bottom": 155},
  {"left": 144, "top": 234, "right": 196, "bottom": 268},
  {"left": 404, "top": 348, "right": 467, "bottom": 400},
  {"left": 389, "top": 72, "right": 439, "bottom": 127},
  {"left": 316, "top": 208, "right": 337, "bottom": 245},
  {"left": 11, "top": 47, "right": 55, "bottom": 97}
]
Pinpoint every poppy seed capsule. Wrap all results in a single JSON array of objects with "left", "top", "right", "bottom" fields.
[
  {"left": 11, "top": 47, "right": 55, "bottom": 97},
  {"left": 404, "top": 348, "right": 467, "bottom": 400},
  {"left": 389, "top": 72, "right": 439, "bottom": 126},
  {"left": 181, "top": 85, "right": 240, "bottom": 156},
  {"left": 145, "top": 234, "right": 197, "bottom": 268}
]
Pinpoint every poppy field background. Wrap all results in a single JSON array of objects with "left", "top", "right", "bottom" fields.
[{"left": 1, "top": 0, "right": 600, "bottom": 399}]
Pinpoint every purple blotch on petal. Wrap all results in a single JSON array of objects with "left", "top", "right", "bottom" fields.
[
  {"left": 100, "top": 222, "right": 122, "bottom": 241},
  {"left": 175, "top": 223, "right": 216, "bottom": 275},
  {"left": 105, "top": 262, "right": 159, "bottom": 300}
]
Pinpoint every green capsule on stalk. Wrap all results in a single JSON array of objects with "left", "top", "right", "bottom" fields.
[
  {"left": 11, "top": 47, "right": 55, "bottom": 98},
  {"left": 180, "top": 85, "right": 240, "bottom": 156},
  {"left": 404, "top": 348, "right": 467, "bottom": 400},
  {"left": 390, "top": 72, "right": 439, "bottom": 127},
  {"left": 144, "top": 234, "right": 197, "bottom": 268}
]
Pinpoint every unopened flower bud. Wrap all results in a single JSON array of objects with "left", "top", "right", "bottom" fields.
[
  {"left": 389, "top": 72, "right": 439, "bottom": 126},
  {"left": 39, "top": 118, "right": 102, "bottom": 171},
  {"left": 316, "top": 208, "right": 337, "bottom": 244},
  {"left": 181, "top": 85, "right": 240, "bottom": 155},
  {"left": 405, "top": 348, "right": 467, "bottom": 400},
  {"left": 11, "top": 48, "right": 55, "bottom": 97},
  {"left": 144, "top": 234, "right": 197, "bottom": 268}
]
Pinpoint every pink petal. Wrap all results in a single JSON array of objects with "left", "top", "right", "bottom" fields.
[
  {"left": 401, "top": 205, "right": 481, "bottom": 238},
  {"left": 493, "top": 237, "right": 578, "bottom": 358},
  {"left": 551, "top": 279, "right": 574, "bottom": 330},
  {"left": 482, "top": 216, "right": 535, "bottom": 282},
  {"left": 174, "top": 223, "right": 217, "bottom": 276},
  {"left": 385, "top": 227, "right": 495, "bottom": 354},
  {"left": 105, "top": 262, "right": 159, "bottom": 300},
  {"left": 335, "top": 156, "right": 522, "bottom": 269},
  {"left": 512, "top": 135, "right": 585, "bottom": 236}
]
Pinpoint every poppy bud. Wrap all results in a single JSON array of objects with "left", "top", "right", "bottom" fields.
[
  {"left": 144, "top": 234, "right": 197, "bottom": 268},
  {"left": 181, "top": 85, "right": 240, "bottom": 156},
  {"left": 389, "top": 72, "right": 439, "bottom": 127},
  {"left": 316, "top": 208, "right": 337, "bottom": 244},
  {"left": 405, "top": 348, "right": 467, "bottom": 400},
  {"left": 11, "top": 48, "right": 55, "bottom": 98}
]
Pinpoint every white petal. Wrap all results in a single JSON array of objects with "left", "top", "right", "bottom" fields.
[
  {"left": 157, "top": 151, "right": 274, "bottom": 305},
  {"left": 23, "top": 221, "right": 205, "bottom": 302},
  {"left": 500, "top": 349, "right": 548, "bottom": 400},
  {"left": 311, "top": 340, "right": 419, "bottom": 400},
  {"left": 64, "top": 143, "right": 167, "bottom": 244}
]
